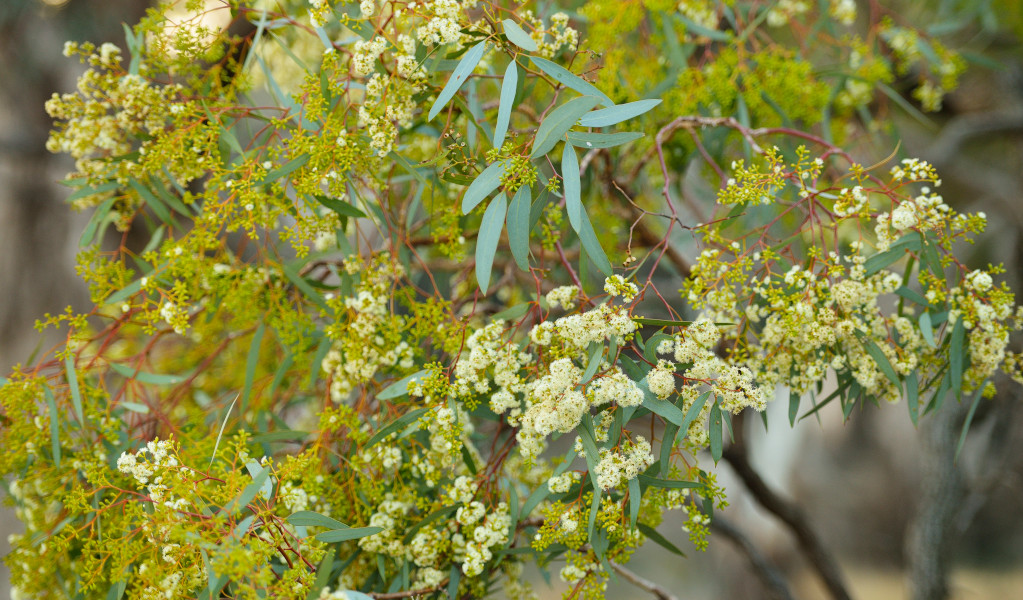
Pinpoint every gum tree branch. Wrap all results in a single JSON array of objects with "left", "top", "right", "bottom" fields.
[
  {"left": 723, "top": 414, "right": 853, "bottom": 600},
  {"left": 710, "top": 516, "right": 794, "bottom": 600},
  {"left": 609, "top": 561, "right": 680, "bottom": 600}
]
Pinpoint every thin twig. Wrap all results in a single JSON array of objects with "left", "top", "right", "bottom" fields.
[
  {"left": 367, "top": 581, "right": 447, "bottom": 599},
  {"left": 710, "top": 516, "right": 794, "bottom": 600},
  {"left": 610, "top": 561, "right": 680, "bottom": 600},
  {"left": 723, "top": 414, "right": 853, "bottom": 600}
]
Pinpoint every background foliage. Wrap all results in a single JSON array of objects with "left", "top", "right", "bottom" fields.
[{"left": 3, "top": 0, "right": 1023, "bottom": 599}]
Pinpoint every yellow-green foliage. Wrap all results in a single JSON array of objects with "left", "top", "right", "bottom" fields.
[{"left": 5, "top": 1, "right": 1023, "bottom": 599}]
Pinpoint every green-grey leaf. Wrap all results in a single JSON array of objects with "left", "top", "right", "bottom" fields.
[
  {"left": 576, "top": 206, "right": 613, "bottom": 276},
  {"left": 312, "top": 194, "right": 366, "bottom": 218},
  {"left": 109, "top": 362, "right": 187, "bottom": 386},
  {"left": 530, "top": 96, "right": 602, "bottom": 159},
  {"left": 638, "top": 522, "right": 686, "bottom": 556},
  {"left": 708, "top": 400, "right": 723, "bottom": 463},
  {"left": 950, "top": 318, "right": 965, "bottom": 401},
  {"left": 287, "top": 511, "right": 348, "bottom": 530},
  {"left": 494, "top": 61, "right": 519, "bottom": 150},
  {"left": 528, "top": 57, "right": 613, "bottom": 106},
  {"left": 643, "top": 395, "right": 687, "bottom": 426},
  {"left": 264, "top": 153, "right": 310, "bottom": 183},
  {"left": 45, "top": 387, "right": 60, "bottom": 468},
  {"left": 628, "top": 477, "right": 641, "bottom": 530},
  {"left": 315, "top": 526, "right": 384, "bottom": 543},
  {"left": 378, "top": 370, "right": 430, "bottom": 400},
  {"left": 502, "top": 19, "right": 538, "bottom": 52},
  {"left": 476, "top": 192, "right": 508, "bottom": 294},
  {"left": 562, "top": 143, "right": 581, "bottom": 231},
  {"left": 507, "top": 185, "right": 531, "bottom": 271},
  {"left": 680, "top": 391, "right": 712, "bottom": 433},
  {"left": 919, "top": 312, "right": 936, "bottom": 348},
  {"left": 907, "top": 371, "right": 920, "bottom": 426},
  {"left": 461, "top": 159, "right": 510, "bottom": 213},
  {"left": 637, "top": 474, "right": 703, "bottom": 490},
  {"left": 226, "top": 465, "right": 271, "bottom": 513},
  {"left": 578, "top": 99, "right": 662, "bottom": 127},
  {"left": 64, "top": 354, "right": 84, "bottom": 424},
  {"left": 580, "top": 341, "right": 604, "bottom": 384},
  {"left": 857, "top": 333, "right": 902, "bottom": 389},
  {"left": 365, "top": 407, "right": 430, "bottom": 449},
  {"left": 567, "top": 131, "right": 645, "bottom": 149},
  {"left": 428, "top": 41, "right": 489, "bottom": 121}
]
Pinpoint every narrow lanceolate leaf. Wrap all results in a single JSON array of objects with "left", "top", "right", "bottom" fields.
[
  {"left": 364, "top": 407, "right": 430, "bottom": 449},
  {"left": 287, "top": 511, "right": 348, "bottom": 530},
  {"left": 502, "top": 19, "right": 538, "bottom": 52},
  {"left": 507, "top": 185, "right": 531, "bottom": 271},
  {"left": 642, "top": 396, "right": 686, "bottom": 427},
  {"left": 857, "top": 333, "right": 902, "bottom": 389},
  {"left": 566, "top": 131, "right": 645, "bottom": 149},
  {"left": 907, "top": 371, "right": 920, "bottom": 426},
  {"left": 428, "top": 41, "right": 489, "bottom": 121},
  {"left": 708, "top": 400, "right": 723, "bottom": 463},
  {"left": 578, "top": 99, "right": 662, "bottom": 127},
  {"left": 493, "top": 61, "right": 519, "bottom": 150},
  {"left": 264, "top": 153, "right": 310, "bottom": 183},
  {"left": 528, "top": 57, "right": 613, "bottom": 106},
  {"left": 476, "top": 192, "right": 508, "bottom": 294},
  {"left": 461, "top": 159, "right": 510, "bottom": 214},
  {"left": 64, "top": 354, "right": 84, "bottom": 424},
  {"left": 377, "top": 370, "right": 429, "bottom": 400},
  {"left": 530, "top": 96, "right": 602, "bottom": 159},
  {"left": 628, "top": 475, "right": 641, "bottom": 530},
  {"left": 562, "top": 143, "right": 582, "bottom": 231},
  {"left": 576, "top": 206, "right": 613, "bottom": 276},
  {"left": 315, "top": 526, "right": 384, "bottom": 543},
  {"left": 950, "top": 318, "right": 965, "bottom": 401},
  {"left": 919, "top": 311, "right": 936, "bottom": 348},
  {"left": 45, "top": 387, "right": 60, "bottom": 468},
  {"left": 312, "top": 194, "right": 366, "bottom": 218}
]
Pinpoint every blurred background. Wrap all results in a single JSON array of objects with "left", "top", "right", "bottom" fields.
[{"left": 1, "top": 1, "right": 1022, "bottom": 598}]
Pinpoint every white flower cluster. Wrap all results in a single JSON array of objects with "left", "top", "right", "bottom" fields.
[
  {"left": 546, "top": 470, "right": 582, "bottom": 493},
  {"left": 603, "top": 275, "right": 639, "bottom": 302},
  {"left": 359, "top": 498, "right": 413, "bottom": 556},
  {"left": 593, "top": 436, "right": 654, "bottom": 491},
  {"left": 534, "top": 12, "right": 579, "bottom": 58},
  {"left": 545, "top": 285, "right": 579, "bottom": 310},
  {"left": 829, "top": 0, "right": 857, "bottom": 26},
  {"left": 532, "top": 303, "right": 637, "bottom": 351},
  {"left": 766, "top": 0, "right": 809, "bottom": 27},
  {"left": 875, "top": 189, "right": 951, "bottom": 249},
  {"left": 832, "top": 185, "right": 868, "bottom": 218},
  {"left": 645, "top": 360, "right": 676, "bottom": 400},
  {"left": 678, "top": 0, "right": 719, "bottom": 36},
  {"left": 350, "top": 36, "right": 388, "bottom": 77},
  {"left": 453, "top": 320, "right": 531, "bottom": 408},
  {"left": 117, "top": 439, "right": 177, "bottom": 486},
  {"left": 454, "top": 502, "right": 510, "bottom": 577},
  {"left": 321, "top": 263, "right": 414, "bottom": 402},
  {"left": 414, "top": 0, "right": 470, "bottom": 46}
]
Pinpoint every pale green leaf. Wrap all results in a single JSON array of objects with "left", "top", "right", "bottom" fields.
[
  {"left": 567, "top": 131, "right": 645, "bottom": 148},
  {"left": 476, "top": 192, "right": 508, "bottom": 294},
  {"left": 507, "top": 185, "right": 531, "bottom": 271},
  {"left": 493, "top": 61, "right": 519, "bottom": 149},
  {"left": 562, "top": 142, "right": 581, "bottom": 231},
  {"left": 528, "top": 57, "right": 613, "bottom": 106},
  {"left": 530, "top": 96, "right": 602, "bottom": 159},
  {"left": 578, "top": 99, "right": 662, "bottom": 127},
  {"left": 461, "top": 159, "right": 510, "bottom": 214},
  {"left": 315, "top": 526, "right": 384, "bottom": 543},
  {"left": 502, "top": 19, "right": 538, "bottom": 52},
  {"left": 428, "top": 41, "right": 489, "bottom": 121}
]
